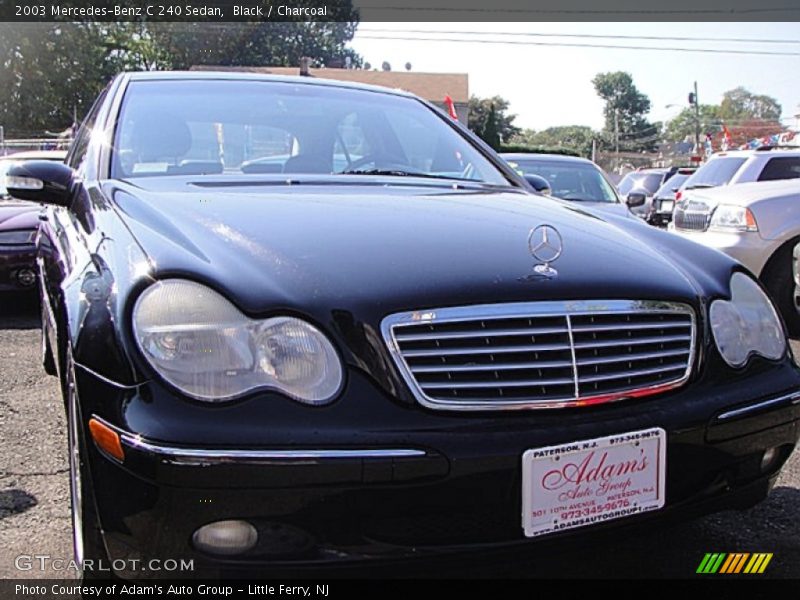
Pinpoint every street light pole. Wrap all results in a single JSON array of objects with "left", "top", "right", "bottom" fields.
[{"left": 693, "top": 81, "right": 700, "bottom": 156}]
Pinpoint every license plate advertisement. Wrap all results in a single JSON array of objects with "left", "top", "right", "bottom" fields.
[{"left": 522, "top": 428, "right": 666, "bottom": 538}]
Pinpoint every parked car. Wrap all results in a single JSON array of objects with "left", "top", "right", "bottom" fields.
[
  {"left": 616, "top": 168, "right": 670, "bottom": 222},
  {"left": 670, "top": 178, "right": 800, "bottom": 333},
  {"left": 0, "top": 150, "right": 67, "bottom": 292},
  {"left": 8, "top": 71, "right": 799, "bottom": 579},
  {"left": 501, "top": 153, "right": 633, "bottom": 218},
  {"left": 680, "top": 147, "right": 800, "bottom": 194},
  {"left": 650, "top": 167, "right": 697, "bottom": 227}
]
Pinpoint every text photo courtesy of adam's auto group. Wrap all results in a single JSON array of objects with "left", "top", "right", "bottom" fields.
[{"left": 1, "top": 6, "right": 800, "bottom": 587}]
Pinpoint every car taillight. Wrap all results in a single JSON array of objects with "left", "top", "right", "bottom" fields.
[{"left": 675, "top": 191, "right": 683, "bottom": 202}]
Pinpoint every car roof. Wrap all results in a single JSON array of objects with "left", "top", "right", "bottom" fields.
[
  {"left": 125, "top": 70, "right": 419, "bottom": 100},
  {"left": 710, "top": 148, "right": 800, "bottom": 159},
  {"left": 499, "top": 153, "right": 595, "bottom": 165},
  {"left": 690, "top": 178, "right": 800, "bottom": 203},
  {"left": 0, "top": 150, "right": 67, "bottom": 161}
]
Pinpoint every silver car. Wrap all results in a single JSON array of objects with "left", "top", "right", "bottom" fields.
[{"left": 670, "top": 178, "right": 800, "bottom": 333}]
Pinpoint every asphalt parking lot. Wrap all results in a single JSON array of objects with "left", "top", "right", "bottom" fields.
[{"left": 1, "top": 297, "right": 799, "bottom": 579}]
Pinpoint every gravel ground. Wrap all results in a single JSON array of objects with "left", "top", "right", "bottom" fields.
[{"left": 1, "top": 295, "right": 798, "bottom": 579}]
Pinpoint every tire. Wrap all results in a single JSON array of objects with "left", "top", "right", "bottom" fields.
[
  {"left": 761, "top": 243, "right": 800, "bottom": 338},
  {"left": 65, "top": 350, "right": 111, "bottom": 581}
]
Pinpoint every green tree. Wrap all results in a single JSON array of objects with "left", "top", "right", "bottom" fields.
[
  {"left": 468, "top": 95, "right": 520, "bottom": 145},
  {"left": 663, "top": 105, "right": 722, "bottom": 143},
  {"left": 592, "top": 71, "right": 656, "bottom": 151},
  {"left": 0, "top": 23, "right": 149, "bottom": 136},
  {"left": 482, "top": 104, "right": 501, "bottom": 150},
  {"left": 719, "top": 86, "right": 781, "bottom": 122},
  {"left": 149, "top": 21, "right": 360, "bottom": 70},
  {"left": 511, "top": 125, "right": 597, "bottom": 157},
  {"left": 0, "top": 18, "right": 361, "bottom": 137}
]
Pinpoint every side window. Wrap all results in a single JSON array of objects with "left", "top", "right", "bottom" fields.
[
  {"left": 757, "top": 157, "right": 800, "bottom": 182},
  {"left": 66, "top": 89, "right": 108, "bottom": 171}
]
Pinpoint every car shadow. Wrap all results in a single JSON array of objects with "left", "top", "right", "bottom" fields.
[
  {"left": 0, "top": 292, "right": 39, "bottom": 330},
  {"left": 0, "top": 489, "right": 38, "bottom": 520}
]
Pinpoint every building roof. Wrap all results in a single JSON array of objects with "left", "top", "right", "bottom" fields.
[{"left": 190, "top": 66, "right": 469, "bottom": 104}]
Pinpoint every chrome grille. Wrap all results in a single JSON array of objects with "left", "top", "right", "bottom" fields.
[
  {"left": 382, "top": 301, "right": 696, "bottom": 411},
  {"left": 673, "top": 200, "right": 711, "bottom": 231}
]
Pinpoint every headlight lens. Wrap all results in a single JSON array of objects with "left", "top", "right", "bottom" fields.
[
  {"left": 708, "top": 204, "right": 758, "bottom": 232},
  {"left": 710, "top": 272, "right": 785, "bottom": 367},
  {"left": 0, "top": 230, "right": 35, "bottom": 245},
  {"left": 133, "top": 280, "right": 343, "bottom": 403}
]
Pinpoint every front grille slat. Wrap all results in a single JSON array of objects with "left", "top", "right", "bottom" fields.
[
  {"left": 576, "top": 348, "right": 689, "bottom": 366},
  {"left": 401, "top": 343, "right": 572, "bottom": 357},
  {"left": 383, "top": 301, "right": 696, "bottom": 411},
  {"left": 421, "top": 377, "right": 576, "bottom": 390},
  {"left": 572, "top": 334, "right": 691, "bottom": 350},
  {"left": 411, "top": 360, "right": 574, "bottom": 373},
  {"left": 395, "top": 326, "right": 567, "bottom": 341},
  {"left": 578, "top": 363, "right": 688, "bottom": 384}
]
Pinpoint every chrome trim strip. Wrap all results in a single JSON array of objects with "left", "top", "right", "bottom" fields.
[
  {"left": 565, "top": 314, "right": 580, "bottom": 400},
  {"left": 74, "top": 361, "right": 143, "bottom": 390},
  {"left": 716, "top": 391, "right": 800, "bottom": 422},
  {"left": 381, "top": 299, "right": 697, "bottom": 411},
  {"left": 91, "top": 416, "right": 426, "bottom": 464}
]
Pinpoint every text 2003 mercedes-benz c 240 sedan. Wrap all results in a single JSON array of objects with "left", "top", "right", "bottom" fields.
[{"left": 7, "top": 71, "right": 800, "bottom": 578}]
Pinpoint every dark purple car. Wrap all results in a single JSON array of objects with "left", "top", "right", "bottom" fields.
[{"left": 0, "top": 151, "right": 67, "bottom": 291}]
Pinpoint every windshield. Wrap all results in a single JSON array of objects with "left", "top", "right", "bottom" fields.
[
  {"left": 683, "top": 157, "right": 746, "bottom": 189},
  {"left": 617, "top": 172, "right": 663, "bottom": 196},
  {"left": 654, "top": 173, "right": 691, "bottom": 198},
  {"left": 507, "top": 158, "right": 619, "bottom": 203},
  {"left": 112, "top": 80, "right": 509, "bottom": 186}
]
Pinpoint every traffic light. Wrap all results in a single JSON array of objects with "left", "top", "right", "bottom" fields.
[{"left": 688, "top": 92, "right": 696, "bottom": 105}]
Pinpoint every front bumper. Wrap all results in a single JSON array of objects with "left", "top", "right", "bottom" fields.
[
  {"left": 0, "top": 244, "right": 37, "bottom": 291},
  {"left": 668, "top": 228, "right": 775, "bottom": 277},
  {"left": 74, "top": 357, "right": 800, "bottom": 577}
]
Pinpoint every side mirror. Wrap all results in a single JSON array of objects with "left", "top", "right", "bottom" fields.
[
  {"left": 523, "top": 174, "right": 552, "bottom": 195},
  {"left": 5, "top": 160, "right": 74, "bottom": 207},
  {"left": 626, "top": 192, "right": 646, "bottom": 208}
]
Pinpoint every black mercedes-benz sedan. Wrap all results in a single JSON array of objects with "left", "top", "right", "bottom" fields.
[{"left": 7, "top": 71, "right": 800, "bottom": 579}]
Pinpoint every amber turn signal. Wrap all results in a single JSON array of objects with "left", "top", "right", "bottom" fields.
[{"left": 88, "top": 418, "right": 125, "bottom": 461}]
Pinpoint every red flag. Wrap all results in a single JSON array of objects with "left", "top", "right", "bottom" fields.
[{"left": 444, "top": 95, "right": 458, "bottom": 120}]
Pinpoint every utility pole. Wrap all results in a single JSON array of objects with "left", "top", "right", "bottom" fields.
[
  {"left": 614, "top": 109, "right": 619, "bottom": 173},
  {"left": 689, "top": 82, "right": 700, "bottom": 158}
]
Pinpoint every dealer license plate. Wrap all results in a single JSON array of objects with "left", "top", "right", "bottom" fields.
[
  {"left": 521, "top": 427, "right": 666, "bottom": 538},
  {"left": 659, "top": 200, "right": 674, "bottom": 213}
]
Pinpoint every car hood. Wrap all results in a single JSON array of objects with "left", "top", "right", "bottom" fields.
[
  {"left": 110, "top": 179, "right": 730, "bottom": 319},
  {"left": 0, "top": 200, "right": 39, "bottom": 229},
  {"left": 683, "top": 179, "right": 800, "bottom": 210}
]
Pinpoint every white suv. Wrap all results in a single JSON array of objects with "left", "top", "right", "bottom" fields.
[
  {"left": 675, "top": 146, "right": 800, "bottom": 197},
  {"left": 670, "top": 178, "right": 800, "bottom": 333}
]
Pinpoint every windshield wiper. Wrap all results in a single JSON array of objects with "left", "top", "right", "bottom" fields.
[
  {"left": 337, "top": 168, "right": 479, "bottom": 183},
  {"left": 685, "top": 183, "right": 715, "bottom": 190}
]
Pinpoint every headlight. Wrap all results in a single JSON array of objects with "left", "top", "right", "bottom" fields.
[
  {"left": 708, "top": 205, "right": 758, "bottom": 232},
  {"left": 0, "top": 230, "right": 35, "bottom": 244},
  {"left": 133, "top": 279, "right": 343, "bottom": 404},
  {"left": 710, "top": 272, "right": 785, "bottom": 368}
]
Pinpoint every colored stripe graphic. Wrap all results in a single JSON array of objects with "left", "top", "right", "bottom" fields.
[{"left": 697, "top": 552, "right": 773, "bottom": 574}]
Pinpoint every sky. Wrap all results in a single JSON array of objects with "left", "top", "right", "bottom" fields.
[{"left": 349, "top": 22, "right": 800, "bottom": 133}]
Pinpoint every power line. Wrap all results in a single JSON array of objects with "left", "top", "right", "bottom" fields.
[
  {"left": 359, "top": 28, "right": 800, "bottom": 46},
  {"left": 356, "top": 35, "right": 800, "bottom": 57}
]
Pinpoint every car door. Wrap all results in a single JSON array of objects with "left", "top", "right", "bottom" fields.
[{"left": 37, "top": 90, "right": 108, "bottom": 373}]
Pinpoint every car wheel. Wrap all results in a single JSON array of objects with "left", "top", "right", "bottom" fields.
[
  {"left": 65, "top": 350, "right": 110, "bottom": 581},
  {"left": 762, "top": 244, "right": 800, "bottom": 337}
]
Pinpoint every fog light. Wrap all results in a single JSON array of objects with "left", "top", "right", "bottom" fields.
[
  {"left": 761, "top": 447, "right": 780, "bottom": 473},
  {"left": 192, "top": 520, "right": 258, "bottom": 556},
  {"left": 16, "top": 268, "right": 36, "bottom": 287}
]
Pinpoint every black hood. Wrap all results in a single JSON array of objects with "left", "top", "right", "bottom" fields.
[{"left": 110, "top": 177, "right": 732, "bottom": 319}]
